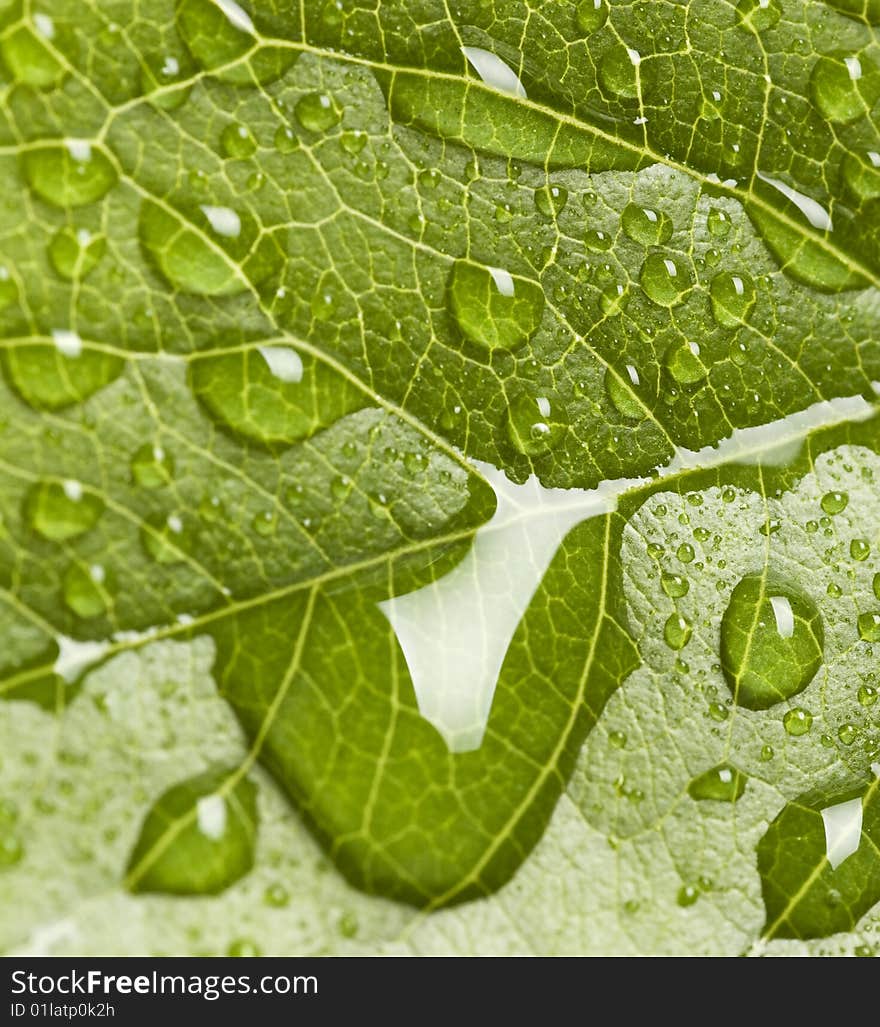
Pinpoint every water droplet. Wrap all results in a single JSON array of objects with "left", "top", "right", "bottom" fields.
[
  {"left": 810, "top": 52, "right": 880, "bottom": 125},
  {"left": 191, "top": 348, "right": 363, "bottom": 446},
  {"left": 640, "top": 254, "right": 692, "bottom": 307},
  {"left": 661, "top": 572, "right": 690, "bottom": 598},
  {"left": 599, "top": 282, "right": 628, "bottom": 316},
  {"left": 842, "top": 149, "right": 880, "bottom": 202},
  {"left": 264, "top": 882, "right": 290, "bottom": 907},
  {"left": 141, "top": 513, "right": 189, "bottom": 565},
  {"left": 221, "top": 122, "right": 257, "bottom": 159},
  {"left": 449, "top": 260, "right": 545, "bottom": 352},
  {"left": 0, "top": 14, "right": 66, "bottom": 87},
  {"left": 604, "top": 364, "right": 644, "bottom": 419},
  {"left": 735, "top": 0, "right": 782, "bottom": 31},
  {"left": 176, "top": 0, "right": 294, "bottom": 84},
  {"left": 22, "top": 142, "right": 117, "bottom": 208},
  {"left": 598, "top": 44, "right": 641, "bottom": 100},
  {"left": 0, "top": 833, "right": 23, "bottom": 868},
  {"left": 534, "top": 183, "right": 568, "bottom": 217},
  {"left": 837, "top": 723, "right": 858, "bottom": 746},
  {"left": 228, "top": 938, "right": 261, "bottom": 957},
  {"left": 252, "top": 510, "right": 277, "bottom": 537},
  {"left": 140, "top": 54, "right": 192, "bottom": 110},
  {"left": 821, "top": 491, "right": 849, "bottom": 515},
  {"left": 404, "top": 451, "right": 429, "bottom": 475},
  {"left": 507, "top": 394, "right": 566, "bottom": 455},
  {"left": 63, "top": 562, "right": 112, "bottom": 618},
  {"left": 295, "top": 92, "right": 342, "bottom": 133},
  {"left": 608, "top": 730, "right": 627, "bottom": 749},
  {"left": 721, "top": 572, "right": 824, "bottom": 709},
  {"left": 622, "top": 204, "right": 673, "bottom": 245},
  {"left": 760, "top": 744, "right": 774, "bottom": 761},
  {"left": 873, "top": 571, "right": 880, "bottom": 599},
  {"left": 858, "top": 612, "right": 880, "bottom": 642},
  {"left": 710, "top": 271, "right": 757, "bottom": 328},
  {"left": 131, "top": 444, "right": 174, "bottom": 489},
  {"left": 338, "top": 912, "right": 359, "bottom": 938},
  {"left": 850, "top": 538, "right": 871, "bottom": 561},
  {"left": 677, "top": 542, "right": 695, "bottom": 564},
  {"left": 24, "top": 480, "right": 104, "bottom": 542},
  {"left": 677, "top": 884, "right": 699, "bottom": 907},
  {"left": 575, "top": 0, "right": 609, "bottom": 33},
  {"left": 48, "top": 227, "right": 106, "bottom": 280},
  {"left": 664, "top": 339, "right": 706, "bottom": 385},
  {"left": 707, "top": 208, "right": 732, "bottom": 238},
  {"left": 664, "top": 613, "right": 693, "bottom": 650},
  {"left": 688, "top": 763, "right": 747, "bottom": 802},
  {"left": 584, "top": 228, "right": 612, "bottom": 251},
  {"left": 783, "top": 707, "right": 813, "bottom": 736},
  {"left": 858, "top": 684, "right": 878, "bottom": 707},
  {"left": 274, "top": 124, "right": 299, "bottom": 152}
]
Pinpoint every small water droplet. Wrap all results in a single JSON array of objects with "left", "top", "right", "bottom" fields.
[
  {"left": 783, "top": 706, "right": 813, "bottom": 736},
  {"left": 640, "top": 254, "right": 692, "bottom": 307},
  {"left": 622, "top": 204, "right": 673, "bottom": 245},
  {"left": 857, "top": 611, "right": 880, "bottom": 642},
  {"left": 608, "top": 730, "right": 627, "bottom": 749},
  {"left": 664, "top": 613, "right": 693, "bottom": 650},
  {"left": 449, "top": 260, "right": 545, "bottom": 352},
  {"left": 584, "top": 228, "right": 612, "bottom": 251},
  {"left": 707, "top": 208, "right": 732, "bottom": 238},
  {"left": 264, "top": 882, "right": 290, "bottom": 907},
  {"left": 140, "top": 53, "right": 191, "bottom": 110},
  {"left": 63, "top": 562, "right": 112, "bottom": 618},
  {"left": 252, "top": 510, "right": 277, "bottom": 537},
  {"left": 48, "top": 227, "right": 106, "bottom": 280},
  {"left": 507, "top": 394, "right": 566, "bottom": 455},
  {"left": 575, "top": 0, "right": 609, "bottom": 33},
  {"left": 604, "top": 364, "right": 644, "bottom": 419},
  {"left": 837, "top": 723, "right": 858, "bottom": 746},
  {"left": 760, "top": 744, "right": 774, "bottom": 761},
  {"left": 677, "top": 542, "right": 696, "bottom": 564},
  {"left": 141, "top": 513, "right": 189, "bottom": 565},
  {"left": 227, "top": 938, "right": 261, "bottom": 957},
  {"left": 688, "top": 763, "right": 747, "bottom": 802},
  {"left": 534, "top": 183, "right": 568, "bottom": 218},
  {"left": 338, "top": 912, "right": 359, "bottom": 938},
  {"left": 24, "top": 480, "right": 104, "bottom": 541},
  {"left": 850, "top": 538, "right": 870, "bottom": 561},
  {"left": 858, "top": 684, "right": 877, "bottom": 707},
  {"left": 677, "top": 884, "right": 699, "bottom": 907},
  {"left": 721, "top": 572, "right": 824, "bottom": 709},
  {"left": 221, "top": 122, "right": 257, "bottom": 159},
  {"left": 821, "top": 491, "right": 849, "bottom": 515},
  {"left": 131, "top": 443, "right": 174, "bottom": 489},
  {"left": 0, "top": 832, "right": 23, "bottom": 868}
]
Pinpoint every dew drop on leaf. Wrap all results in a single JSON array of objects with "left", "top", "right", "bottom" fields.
[
  {"left": 448, "top": 260, "right": 545, "bottom": 352},
  {"left": 604, "top": 364, "right": 645, "bottom": 419},
  {"left": 841, "top": 150, "right": 880, "bottom": 202},
  {"left": 131, "top": 444, "right": 175, "bottom": 489},
  {"left": 664, "top": 613, "right": 693, "bottom": 650},
  {"left": 598, "top": 44, "right": 641, "bottom": 99},
  {"left": 858, "top": 612, "right": 880, "bottom": 642},
  {"left": 687, "top": 763, "right": 747, "bottom": 802},
  {"left": 575, "top": 0, "right": 609, "bottom": 33},
  {"left": 0, "top": 833, "right": 24, "bottom": 868},
  {"left": 63, "top": 562, "right": 112, "bottom": 618},
  {"left": 850, "top": 538, "right": 870, "bottom": 561},
  {"left": 221, "top": 122, "right": 257, "bottom": 158},
  {"left": 584, "top": 228, "right": 611, "bottom": 251},
  {"left": 0, "top": 13, "right": 67, "bottom": 88},
  {"left": 661, "top": 572, "right": 690, "bottom": 598},
  {"left": 507, "top": 394, "right": 566, "bottom": 455},
  {"left": 141, "top": 513, "right": 190, "bottom": 565},
  {"left": 709, "top": 271, "right": 757, "bottom": 328},
  {"left": 622, "top": 204, "right": 673, "bottom": 245},
  {"left": 534, "top": 184, "right": 568, "bottom": 218},
  {"left": 295, "top": 93, "right": 342, "bottom": 133},
  {"left": 707, "top": 208, "right": 732, "bottom": 238},
  {"left": 721, "top": 572, "right": 824, "bottom": 709},
  {"left": 783, "top": 706, "right": 813, "bottom": 735},
  {"left": 140, "top": 54, "right": 192, "bottom": 110},
  {"left": 24, "top": 480, "right": 104, "bottom": 542},
  {"left": 22, "top": 142, "right": 117, "bottom": 208},
  {"left": 48, "top": 228, "right": 106, "bottom": 281},
  {"left": 809, "top": 52, "right": 880, "bottom": 125},
  {"left": 821, "top": 490, "right": 849, "bottom": 514},
  {"left": 640, "top": 254, "right": 692, "bottom": 307},
  {"left": 664, "top": 339, "right": 706, "bottom": 385},
  {"left": 735, "top": 0, "right": 782, "bottom": 31}
]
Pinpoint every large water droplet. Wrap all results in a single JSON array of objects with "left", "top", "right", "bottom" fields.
[
  {"left": 449, "top": 260, "right": 545, "bottom": 352},
  {"left": 221, "top": 122, "right": 257, "bottom": 158},
  {"left": 821, "top": 490, "right": 849, "bottom": 515},
  {"left": 507, "top": 394, "right": 567, "bottom": 455},
  {"left": 707, "top": 208, "right": 732, "bottom": 238},
  {"left": 576, "top": 0, "right": 609, "bottom": 33},
  {"left": 2, "top": 339, "right": 123, "bottom": 410},
  {"left": 22, "top": 142, "right": 117, "bottom": 208},
  {"left": 0, "top": 14, "right": 67, "bottom": 88},
  {"left": 126, "top": 767, "right": 258, "bottom": 895},
  {"left": 622, "top": 204, "right": 673, "bottom": 245},
  {"left": 710, "top": 271, "right": 757, "bottom": 328},
  {"left": 131, "top": 443, "right": 175, "bottom": 488},
  {"left": 48, "top": 227, "right": 106, "bottom": 280},
  {"left": 461, "top": 46, "right": 526, "bottom": 98},
  {"left": 688, "top": 764, "right": 747, "bottom": 802},
  {"left": 735, "top": 0, "right": 782, "bottom": 31},
  {"left": 810, "top": 52, "right": 880, "bottom": 125},
  {"left": 664, "top": 613, "right": 693, "bottom": 650},
  {"left": 640, "top": 254, "right": 692, "bottom": 307},
  {"left": 24, "top": 480, "right": 104, "bottom": 542},
  {"left": 661, "top": 572, "right": 690, "bottom": 598},
  {"left": 783, "top": 706, "right": 813, "bottom": 735},
  {"left": 721, "top": 572, "right": 824, "bottom": 709},
  {"left": 858, "top": 612, "right": 880, "bottom": 642},
  {"left": 190, "top": 348, "right": 364, "bottom": 446},
  {"left": 598, "top": 44, "right": 641, "bottom": 99},
  {"left": 63, "top": 562, "right": 112, "bottom": 618},
  {"left": 176, "top": 0, "right": 295, "bottom": 85},
  {"left": 664, "top": 338, "right": 706, "bottom": 384},
  {"left": 295, "top": 92, "right": 342, "bottom": 133},
  {"left": 604, "top": 364, "right": 645, "bottom": 419}
]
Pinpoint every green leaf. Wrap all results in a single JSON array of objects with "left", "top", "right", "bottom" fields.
[{"left": 0, "top": 0, "right": 879, "bottom": 954}]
